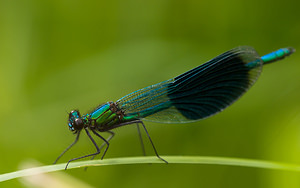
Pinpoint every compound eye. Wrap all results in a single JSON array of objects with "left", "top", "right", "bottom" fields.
[
  {"left": 68, "top": 122, "right": 75, "bottom": 131},
  {"left": 69, "top": 110, "right": 81, "bottom": 119}
]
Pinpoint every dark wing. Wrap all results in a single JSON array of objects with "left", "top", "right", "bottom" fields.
[{"left": 117, "top": 46, "right": 263, "bottom": 123}]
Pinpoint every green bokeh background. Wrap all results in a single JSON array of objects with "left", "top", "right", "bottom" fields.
[{"left": 1, "top": 0, "right": 300, "bottom": 187}]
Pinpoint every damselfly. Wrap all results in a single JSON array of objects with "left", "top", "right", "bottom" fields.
[{"left": 54, "top": 46, "right": 295, "bottom": 169}]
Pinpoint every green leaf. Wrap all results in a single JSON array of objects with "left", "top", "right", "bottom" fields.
[{"left": 1, "top": 156, "right": 300, "bottom": 182}]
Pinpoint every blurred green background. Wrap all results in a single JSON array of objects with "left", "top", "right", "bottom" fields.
[{"left": 1, "top": 0, "right": 300, "bottom": 187}]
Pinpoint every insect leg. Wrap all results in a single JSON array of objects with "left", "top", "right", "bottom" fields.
[
  {"left": 65, "top": 129, "right": 100, "bottom": 170},
  {"left": 90, "top": 131, "right": 115, "bottom": 161},
  {"left": 90, "top": 129, "right": 110, "bottom": 160},
  {"left": 137, "top": 120, "right": 168, "bottom": 164},
  {"left": 54, "top": 131, "right": 81, "bottom": 164},
  {"left": 103, "top": 120, "right": 168, "bottom": 164},
  {"left": 136, "top": 123, "right": 146, "bottom": 156}
]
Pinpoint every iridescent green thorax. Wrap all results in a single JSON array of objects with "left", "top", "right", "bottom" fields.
[{"left": 84, "top": 102, "right": 135, "bottom": 131}]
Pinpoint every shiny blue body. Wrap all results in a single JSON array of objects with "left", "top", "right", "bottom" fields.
[
  {"left": 72, "top": 46, "right": 295, "bottom": 129},
  {"left": 57, "top": 46, "right": 295, "bottom": 169}
]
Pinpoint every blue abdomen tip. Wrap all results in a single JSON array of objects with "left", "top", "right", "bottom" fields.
[
  {"left": 261, "top": 47, "right": 295, "bottom": 65},
  {"left": 282, "top": 47, "right": 295, "bottom": 56}
]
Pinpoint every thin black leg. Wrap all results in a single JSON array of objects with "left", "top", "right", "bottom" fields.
[
  {"left": 84, "top": 131, "right": 115, "bottom": 171},
  {"left": 95, "top": 120, "right": 168, "bottom": 164},
  {"left": 138, "top": 121, "right": 168, "bottom": 164},
  {"left": 65, "top": 129, "right": 100, "bottom": 170},
  {"left": 89, "top": 131, "right": 115, "bottom": 161},
  {"left": 90, "top": 129, "right": 110, "bottom": 160},
  {"left": 54, "top": 131, "right": 81, "bottom": 164},
  {"left": 136, "top": 123, "right": 146, "bottom": 156}
]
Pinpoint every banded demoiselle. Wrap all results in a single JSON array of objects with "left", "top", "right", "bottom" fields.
[{"left": 54, "top": 46, "right": 295, "bottom": 169}]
